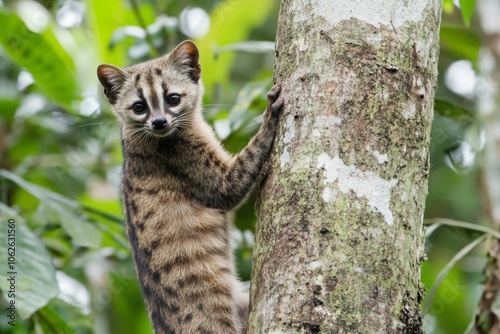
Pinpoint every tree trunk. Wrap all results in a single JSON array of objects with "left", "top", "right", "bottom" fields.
[
  {"left": 475, "top": 0, "right": 500, "bottom": 332},
  {"left": 248, "top": 0, "right": 441, "bottom": 333}
]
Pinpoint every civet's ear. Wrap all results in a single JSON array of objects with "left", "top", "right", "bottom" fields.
[
  {"left": 97, "top": 64, "right": 128, "bottom": 104},
  {"left": 170, "top": 40, "right": 202, "bottom": 83}
]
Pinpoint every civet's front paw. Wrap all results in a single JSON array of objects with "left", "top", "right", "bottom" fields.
[{"left": 266, "top": 84, "right": 284, "bottom": 119}]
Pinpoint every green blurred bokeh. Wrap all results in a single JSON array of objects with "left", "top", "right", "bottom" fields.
[{"left": 0, "top": 0, "right": 494, "bottom": 333}]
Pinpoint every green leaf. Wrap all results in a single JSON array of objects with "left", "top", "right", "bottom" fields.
[
  {"left": 0, "top": 10, "right": 80, "bottom": 110},
  {"left": 41, "top": 229, "right": 73, "bottom": 256},
  {"left": 36, "top": 298, "right": 92, "bottom": 334},
  {"left": 49, "top": 205, "right": 102, "bottom": 249},
  {"left": 0, "top": 170, "right": 102, "bottom": 248},
  {"left": 0, "top": 170, "right": 77, "bottom": 208},
  {"left": 459, "top": 0, "right": 475, "bottom": 27},
  {"left": 223, "top": 118, "right": 261, "bottom": 153},
  {"left": 195, "top": 0, "right": 277, "bottom": 92},
  {"left": 228, "top": 79, "right": 271, "bottom": 131},
  {"left": 87, "top": 0, "right": 155, "bottom": 66},
  {"left": 0, "top": 98, "right": 21, "bottom": 122},
  {"left": 234, "top": 247, "right": 252, "bottom": 281},
  {"left": 422, "top": 234, "right": 486, "bottom": 315},
  {"left": 81, "top": 204, "right": 123, "bottom": 224},
  {"left": 440, "top": 25, "right": 481, "bottom": 64},
  {"left": 234, "top": 193, "right": 257, "bottom": 231},
  {"left": 87, "top": 0, "right": 130, "bottom": 66},
  {"left": 434, "top": 99, "right": 474, "bottom": 122},
  {"left": 0, "top": 204, "right": 59, "bottom": 319}
]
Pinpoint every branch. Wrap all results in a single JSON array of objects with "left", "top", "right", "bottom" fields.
[
  {"left": 425, "top": 218, "right": 500, "bottom": 239},
  {"left": 422, "top": 234, "right": 487, "bottom": 315}
]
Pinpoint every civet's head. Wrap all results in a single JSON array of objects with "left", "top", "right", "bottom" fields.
[{"left": 97, "top": 40, "right": 202, "bottom": 138}]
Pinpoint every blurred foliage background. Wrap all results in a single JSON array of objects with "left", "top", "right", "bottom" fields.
[{"left": 0, "top": 0, "right": 497, "bottom": 333}]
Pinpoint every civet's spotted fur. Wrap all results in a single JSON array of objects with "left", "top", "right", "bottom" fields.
[{"left": 97, "top": 41, "right": 283, "bottom": 334}]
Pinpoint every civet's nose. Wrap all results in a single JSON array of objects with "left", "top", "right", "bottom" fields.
[{"left": 152, "top": 117, "right": 168, "bottom": 129}]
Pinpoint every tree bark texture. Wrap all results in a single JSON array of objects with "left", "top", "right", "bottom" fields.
[
  {"left": 248, "top": 0, "right": 441, "bottom": 333},
  {"left": 475, "top": 0, "right": 500, "bottom": 332}
]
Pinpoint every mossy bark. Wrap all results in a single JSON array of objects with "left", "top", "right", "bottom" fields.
[
  {"left": 248, "top": 0, "right": 441, "bottom": 333},
  {"left": 475, "top": 0, "right": 500, "bottom": 331}
]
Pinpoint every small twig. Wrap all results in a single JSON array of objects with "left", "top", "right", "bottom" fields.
[
  {"left": 425, "top": 218, "right": 500, "bottom": 240},
  {"left": 422, "top": 234, "right": 487, "bottom": 315},
  {"left": 128, "top": 0, "right": 160, "bottom": 57}
]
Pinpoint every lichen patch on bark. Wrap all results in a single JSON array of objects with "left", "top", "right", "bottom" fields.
[
  {"left": 317, "top": 152, "right": 398, "bottom": 225},
  {"left": 292, "top": 0, "right": 431, "bottom": 29},
  {"left": 280, "top": 115, "right": 297, "bottom": 167},
  {"left": 373, "top": 150, "right": 389, "bottom": 164}
]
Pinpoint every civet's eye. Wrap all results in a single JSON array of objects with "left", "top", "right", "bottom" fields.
[
  {"left": 132, "top": 102, "right": 147, "bottom": 114},
  {"left": 167, "top": 94, "right": 181, "bottom": 106}
]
